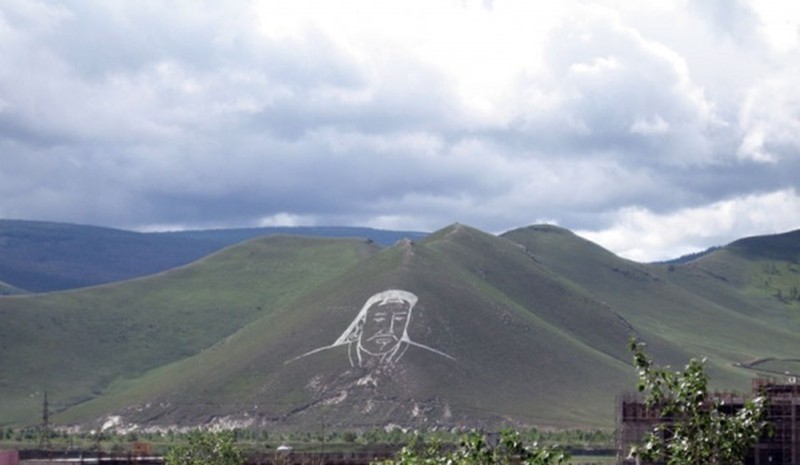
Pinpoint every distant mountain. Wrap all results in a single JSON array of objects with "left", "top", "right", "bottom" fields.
[
  {"left": 1, "top": 223, "right": 798, "bottom": 432},
  {"left": 726, "top": 229, "right": 800, "bottom": 262},
  {"left": 0, "top": 220, "right": 427, "bottom": 293},
  {"left": 655, "top": 246, "right": 721, "bottom": 265}
]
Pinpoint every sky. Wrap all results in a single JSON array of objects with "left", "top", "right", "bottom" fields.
[{"left": 1, "top": 0, "right": 799, "bottom": 261}]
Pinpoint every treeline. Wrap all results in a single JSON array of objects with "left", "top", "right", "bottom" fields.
[{"left": 0, "top": 426, "right": 613, "bottom": 454}]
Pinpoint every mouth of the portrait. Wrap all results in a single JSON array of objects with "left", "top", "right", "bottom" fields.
[{"left": 367, "top": 333, "right": 398, "bottom": 348}]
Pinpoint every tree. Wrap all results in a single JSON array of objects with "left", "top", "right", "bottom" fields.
[
  {"left": 628, "top": 338, "right": 768, "bottom": 465},
  {"left": 378, "top": 430, "right": 568, "bottom": 465},
  {"left": 164, "top": 430, "right": 244, "bottom": 465}
]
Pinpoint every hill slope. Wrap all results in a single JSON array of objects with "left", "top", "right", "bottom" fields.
[
  {"left": 2, "top": 224, "right": 799, "bottom": 431},
  {"left": 650, "top": 229, "right": 800, "bottom": 376},
  {"left": 0, "top": 220, "right": 426, "bottom": 293},
  {"left": 57, "top": 225, "right": 635, "bottom": 430},
  {"left": 0, "top": 236, "right": 377, "bottom": 425},
  {"left": 501, "top": 226, "right": 800, "bottom": 385}
]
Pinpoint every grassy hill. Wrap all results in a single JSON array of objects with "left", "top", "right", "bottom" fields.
[
  {"left": 0, "top": 220, "right": 426, "bottom": 293},
  {"left": 0, "top": 235, "right": 378, "bottom": 425},
  {"left": 1, "top": 223, "right": 799, "bottom": 432},
  {"left": 55, "top": 225, "right": 634, "bottom": 430},
  {"left": 501, "top": 226, "right": 800, "bottom": 388},
  {"left": 649, "top": 229, "right": 800, "bottom": 377}
]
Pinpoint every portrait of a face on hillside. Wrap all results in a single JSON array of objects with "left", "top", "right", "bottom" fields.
[{"left": 286, "top": 289, "right": 454, "bottom": 368}]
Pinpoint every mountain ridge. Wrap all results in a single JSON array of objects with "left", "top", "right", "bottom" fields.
[
  {"left": 0, "top": 219, "right": 426, "bottom": 293},
  {"left": 1, "top": 222, "right": 799, "bottom": 431}
]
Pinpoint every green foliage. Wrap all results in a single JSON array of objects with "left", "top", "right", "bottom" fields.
[
  {"left": 628, "top": 338, "right": 768, "bottom": 465},
  {"left": 377, "top": 430, "right": 569, "bottom": 465},
  {"left": 164, "top": 430, "right": 244, "bottom": 465}
]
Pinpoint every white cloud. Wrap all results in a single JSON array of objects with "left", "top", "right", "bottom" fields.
[
  {"left": 258, "top": 213, "right": 314, "bottom": 227},
  {"left": 738, "top": 65, "right": 800, "bottom": 163},
  {"left": 578, "top": 189, "right": 800, "bottom": 262},
  {"left": 506, "top": 6, "right": 721, "bottom": 166},
  {"left": 749, "top": 0, "right": 800, "bottom": 53},
  {"left": 250, "top": 0, "right": 569, "bottom": 121}
]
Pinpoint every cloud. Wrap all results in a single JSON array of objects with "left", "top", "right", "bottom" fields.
[
  {"left": 690, "top": 0, "right": 760, "bottom": 44},
  {"left": 1, "top": 0, "right": 799, "bottom": 260},
  {"left": 509, "top": 7, "right": 721, "bottom": 167},
  {"left": 578, "top": 189, "right": 800, "bottom": 262},
  {"left": 737, "top": 65, "right": 800, "bottom": 163},
  {"left": 748, "top": 0, "right": 800, "bottom": 53}
]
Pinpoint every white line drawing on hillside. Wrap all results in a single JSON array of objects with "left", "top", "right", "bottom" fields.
[{"left": 286, "top": 289, "right": 455, "bottom": 367}]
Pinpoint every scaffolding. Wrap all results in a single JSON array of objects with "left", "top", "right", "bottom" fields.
[
  {"left": 616, "top": 378, "right": 800, "bottom": 465},
  {"left": 751, "top": 379, "right": 800, "bottom": 465},
  {"left": 616, "top": 393, "right": 661, "bottom": 464}
]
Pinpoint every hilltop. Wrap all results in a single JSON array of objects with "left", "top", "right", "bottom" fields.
[
  {"left": 0, "top": 220, "right": 426, "bottom": 293},
  {"left": 0, "top": 223, "right": 798, "bottom": 432}
]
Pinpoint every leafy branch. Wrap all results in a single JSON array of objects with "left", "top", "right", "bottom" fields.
[
  {"left": 629, "top": 338, "right": 768, "bottom": 465},
  {"left": 378, "top": 430, "right": 569, "bottom": 465}
]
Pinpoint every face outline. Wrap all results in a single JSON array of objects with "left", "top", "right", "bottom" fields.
[
  {"left": 357, "top": 298, "right": 411, "bottom": 355},
  {"left": 287, "top": 289, "right": 454, "bottom": 367}
]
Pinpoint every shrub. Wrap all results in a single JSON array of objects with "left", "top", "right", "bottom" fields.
[
  {"left": 164, "top": 430, "right": 244, "bottom": 465},
  {"left": 377, "top": 430, "right": 568, "bottom": 465}
]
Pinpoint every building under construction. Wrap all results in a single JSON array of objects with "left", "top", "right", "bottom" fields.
[{"left": 616, "top": 378, "right": 800, "bottom": 465}]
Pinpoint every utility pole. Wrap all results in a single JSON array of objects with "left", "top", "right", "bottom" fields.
[
  {"left": 39, "top": 390, "right": 51, "bottom": 450},
  {"left": 319, "top": 418, "right": 326, "bottom": 465}
]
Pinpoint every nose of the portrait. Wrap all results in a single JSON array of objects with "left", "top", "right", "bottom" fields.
[{"left": 372, "top": 316, "right": 395, "bottom": 337}]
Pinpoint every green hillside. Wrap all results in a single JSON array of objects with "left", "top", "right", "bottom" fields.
[
  {"left": 56, "top": 225, "right": 634, "bottom": 430},
  {"left": 2, "top": 223, "right": 799, "bottom": 432},
  {"left": 650, "top": 230, "right": 800, "bottom": 377},
  {"left": 671, "top": 229, "right": 800, "bottom": 310},
  {"left": 502, "top": 226, "right": 800, "bottom": 387},
  {"left": 0, "top": 220, "right": 426, "bottom": 293},
  {"left": 0, "top": 236, "right": 377, "bottom": 425}
]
